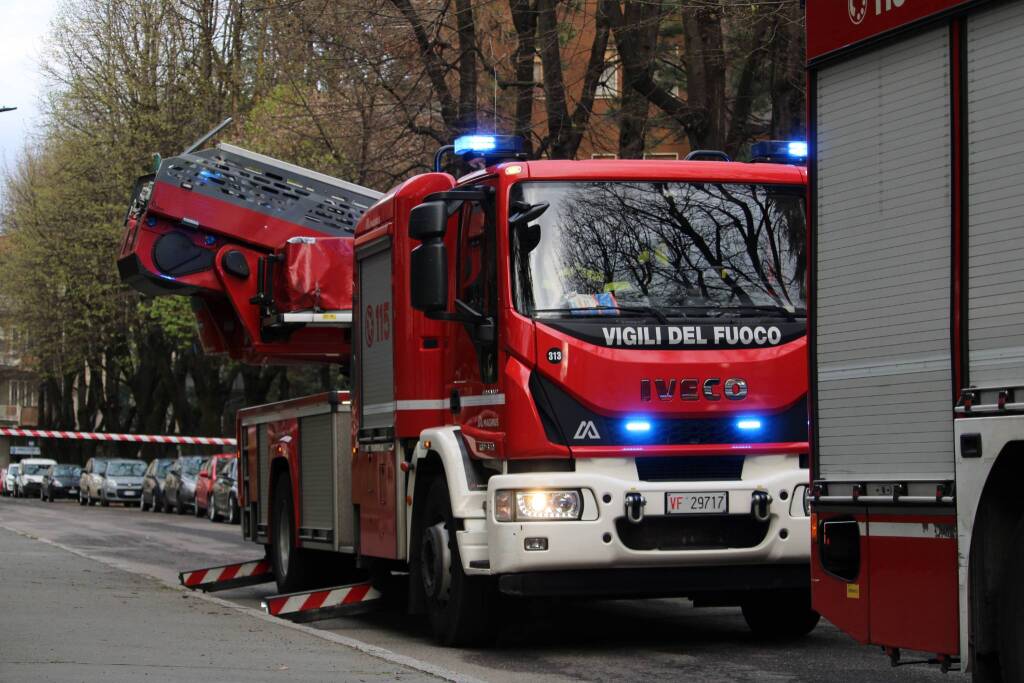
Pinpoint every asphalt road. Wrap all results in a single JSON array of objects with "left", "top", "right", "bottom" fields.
[{"left": 0, "top": 496, "right": 963, "bottom": 682}]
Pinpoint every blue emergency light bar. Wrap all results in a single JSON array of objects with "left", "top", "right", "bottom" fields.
[
  {"left": 750, "top": 140, "right": 807, "bottom": 164},
  {"left": 453, "top": 134, "right": 525, "bottom": 157}
]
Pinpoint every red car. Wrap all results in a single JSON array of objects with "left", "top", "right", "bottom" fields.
[{"left": 193, "top": 453, "right": 235, "bottom": 518}]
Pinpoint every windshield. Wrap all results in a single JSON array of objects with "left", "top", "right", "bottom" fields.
[
  {"left": 510, "top": 181, "right": 806, "bottom": 319},
  {"left": 180, "top": 457, "right": 203, "bottom": 476},
  {"left": 107, "top": 461, "right": 146, "bottom": 477},
  {"left": 55, "top": 465, "right": 80, "bottom": 477},
  {"left": 8, "top": 465, "right": 19, "bottom": 475},
  {"left": 22, "top": 464, "right": 51, "bottom": 475},
  {"left": 156, "top": 460, "right": 173, "bottom": 476}
]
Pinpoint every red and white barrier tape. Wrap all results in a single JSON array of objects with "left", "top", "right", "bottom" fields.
[
  {"left": 0, "top": 427, "right": 235, "bottom": 446},
  {"left": 263, "top": 582, "right": 380, "bottom": 617},
  {"left": 180, "top": 559, "right": 272, "bottom": 589}
]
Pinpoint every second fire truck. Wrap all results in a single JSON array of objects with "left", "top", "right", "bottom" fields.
[{"left": 119, "top": 135, "right": 814, "bottom": 645}]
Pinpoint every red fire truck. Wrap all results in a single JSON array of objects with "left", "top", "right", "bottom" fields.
[
  {"left": 807, "top": 0, "right": 1024, "bottom": 677},
  {"left": 119, "top": 135, "right": 814, "bottom": 645}
]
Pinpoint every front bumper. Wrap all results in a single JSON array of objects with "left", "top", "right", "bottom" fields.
[{"left": 475, "top": 456, "right": 809, "bottom": 576}]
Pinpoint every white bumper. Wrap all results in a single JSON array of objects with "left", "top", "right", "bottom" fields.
[{"left": 461, "top": 455, "right": 809, "bottom": 575}]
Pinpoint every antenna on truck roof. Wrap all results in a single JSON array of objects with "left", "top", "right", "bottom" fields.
[{"left": 182, "top": 117, "right": 234, "bottom": 155}]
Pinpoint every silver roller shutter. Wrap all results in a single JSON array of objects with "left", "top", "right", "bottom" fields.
[
  {"left": 358, "top": 245, "right": 395, "bottom": 429},
  {"left": 815, "top": 28, "right": 954, "bottom": 480},
  {"left": 966, "top": 3, "right": 1024, "bottom": 386},
  {"left": 299, "top": 413, "right": 334, "bottom": 530}
]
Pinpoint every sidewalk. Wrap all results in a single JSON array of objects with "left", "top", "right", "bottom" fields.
[{"left": 0, "top": 527, "right": 437, "bottom": 682}]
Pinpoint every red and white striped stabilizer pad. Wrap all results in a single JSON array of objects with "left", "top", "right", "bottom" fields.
[
  {"left": 262, "top": 582, "right": 381, "bottom": 621},
  {"left": 0, "top": 427, "right": 235, "bottom": 446},
  {"left": 179, "top": 559, "right": 273, "bottom": 592}
]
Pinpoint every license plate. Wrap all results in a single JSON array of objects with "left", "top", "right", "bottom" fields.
[
  {"left": 665, "top": 491, "right": 728, "bottom": 515},
  {"left": 123, "top": 490, "right": 138, "bottom": 496}
]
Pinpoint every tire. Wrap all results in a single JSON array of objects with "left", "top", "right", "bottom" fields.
[
  {"left": 208, "top": 495, "right": 218, "bottom": 522},
  {"left": 270, "top": 475, "right": 318, "bottom": 594},
  {"left": 741, "top": 589, "right": 820, "bottom": 639},
  {"left": 101, "top": 495, "right": 110, "bottom": 508},
  {"left": 416, "top": 478, "right": 497, "bottom": 647},
  {"left": 998, "top": 516, "right": 1024, "bottom": 681},
  {"left": 228, "top": 495, "right": 239, "bottom": 525},
  {"left": 195, "top": 495, "right": 204, "bottom": 517}
]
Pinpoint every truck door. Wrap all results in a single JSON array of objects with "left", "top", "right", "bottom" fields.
[{"left": 445, "top": 184, "right": 505, "bottom": 459}]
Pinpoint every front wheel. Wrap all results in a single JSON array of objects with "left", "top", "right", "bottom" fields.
[
  {"left": 416, "top": 478, "right": 497, "bottom": 647},
  {"left": 228, "top": 495, "right": 239, "bottom": 525},
  {"left": 741, "top": 589, "right": 820, "bottom": 639},
  {"left": 208, "top": 496, "right": 218, "bottom": 522}
]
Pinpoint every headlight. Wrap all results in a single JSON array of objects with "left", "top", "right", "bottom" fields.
[
  {"left": 494, "top": 489, "right": 582, "bottom": 521},
  {"left": 106, "top": 479, "right": 119, "bottom": 489},
  {"left": 53, "top": 480, "right": 63, "bottom": 487}
]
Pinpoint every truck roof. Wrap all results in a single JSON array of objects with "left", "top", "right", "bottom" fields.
[{"left": 473, "top": 159, "right": 806, "bottom": 185}]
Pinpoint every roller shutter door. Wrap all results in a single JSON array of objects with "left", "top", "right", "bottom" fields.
[
  {"left": 966, "top": 3, "right": 1024, "bottom": 386},
  {"left": 814, "top": 28, "right": 954, "bottom": 480}
]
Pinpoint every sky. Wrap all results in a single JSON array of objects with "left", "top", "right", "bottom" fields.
[{"left": 0, "top": 0, "right": 61, "bottom": 174}]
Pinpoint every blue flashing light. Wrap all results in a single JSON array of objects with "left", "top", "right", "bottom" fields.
[
  {"left": 452, "top": 134, "right": 525, "bottom": 157},
  {"left": 736, "top": 418, "right": 763, "bottom": 431},
  {"left": 625, "top": 420, "right": 651, "bottom": 433},
  {"left": 750, "top": 140, "right": 807, "bottom": 164}
]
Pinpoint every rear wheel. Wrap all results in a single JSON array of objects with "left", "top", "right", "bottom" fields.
[
  {"left": 208, "top": 495, "right": 218, "bottom": 522},
  {"left": 741, "top": 589, "right": 820, "bottom": 639},
  {"left": 416, "top": 478, "right": 497, "bottom": 647},
  {"left": 998, "top": 516, "right": 1024, "bottom": 681},
  {"left": 270, "top": 475, "right": 317, "bottom": 593}
]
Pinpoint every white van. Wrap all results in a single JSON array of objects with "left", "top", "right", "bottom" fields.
[{"left": 17, "top": 458, "right": 58, "bottom": 498}]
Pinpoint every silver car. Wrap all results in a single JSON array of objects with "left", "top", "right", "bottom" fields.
[
  {"left": 79, "top": 458, "right": 109, "bottom": 506},
  {"left": 99, "top": 460, "right": 146, "bottom": 507},
  {"left": 4, "top": 464, "right": 21, "bottom": 497}
]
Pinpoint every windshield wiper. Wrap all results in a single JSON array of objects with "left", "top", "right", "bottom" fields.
[
  {"left": 534, "top": 305, "right": 670, "bottom": 324},
  {"left": 715, "top": 304, "right": 806, "bottom": 320}
]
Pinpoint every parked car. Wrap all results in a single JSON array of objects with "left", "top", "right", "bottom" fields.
[
  {"left": 4, "top": 464, "right": 20, "bottom": 497},
  {"left": 79, "top": 458, "right": 109, "bottom": 506},
  {"left": 163, "top": 455, "right": 204, "bottom": 514},
  {"left": 41, "top": 464, "right": 82, "bottom": 501},
  {"left": 208, "top": 456, "right": 239, "bottom": 524},
  {"left": 141, "top": 458, "right": 174, "bottom": 512},
  {"left": 99, "top": 459, "right": 146, "bottom": 507},
  {"left": 194, "top": 453, "right": 234, "bottom": 518},
  {"left": 17, "top": 458, "right": 58, "bottom": 498}
]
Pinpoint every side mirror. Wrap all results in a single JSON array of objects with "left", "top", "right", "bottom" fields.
[
  {"left": 410, "top": 241, "right": 448, "bottom": 312},
  {"left": 409, "top": 201, "right": 448, "bottom": 241}
]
